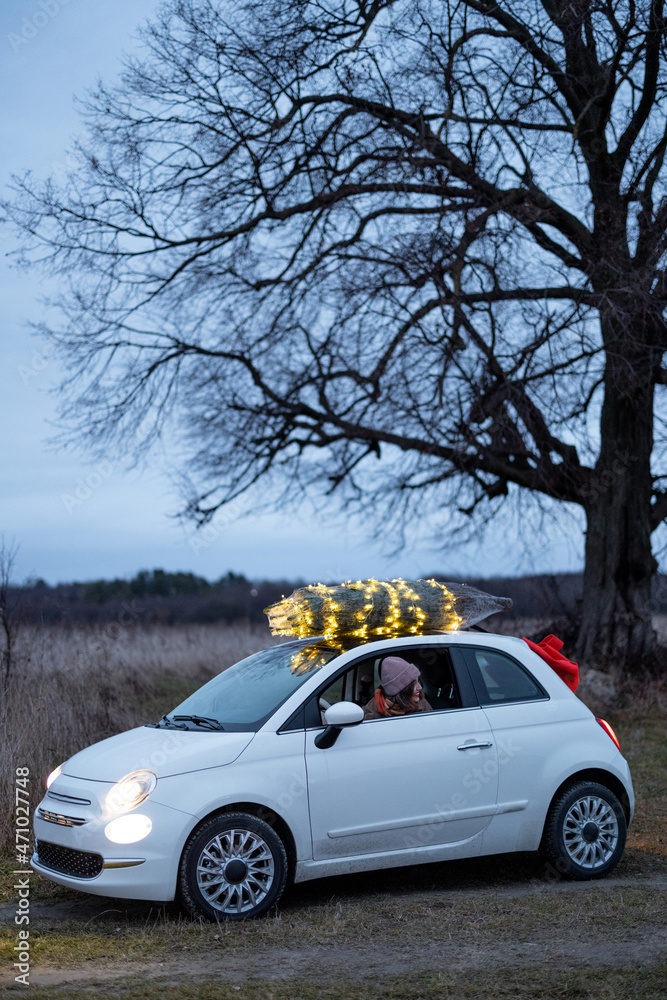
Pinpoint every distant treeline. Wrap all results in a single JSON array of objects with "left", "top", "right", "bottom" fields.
[
  {"left": 11, "top": 569, "right": 667, "bottom": 627},
  {"left": 13, "top": 570, "right": 297, "bottom": 626}
]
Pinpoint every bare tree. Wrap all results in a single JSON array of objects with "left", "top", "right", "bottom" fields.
[
  {"left": 5, "top": 0, "right": 667, "bottom": 672},
  {"left": 0, "top": 538, "right": 21, "bottom": 692}
]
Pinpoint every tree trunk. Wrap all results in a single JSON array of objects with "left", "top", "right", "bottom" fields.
[{"left": 577, "top": 343, "right": 659, "bottom": 675}]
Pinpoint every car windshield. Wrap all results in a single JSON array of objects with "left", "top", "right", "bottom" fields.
[{"left": 157, "top": 639, "right": 339, "bottom": 732}]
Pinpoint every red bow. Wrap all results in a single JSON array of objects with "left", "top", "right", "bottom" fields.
[{"left": 521, "top": 634, "right": 579, "bottom": 692}]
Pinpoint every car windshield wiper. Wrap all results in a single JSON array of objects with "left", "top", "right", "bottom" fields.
[
  {"left": 156, "top": 714, "right": 188, "bottom": 730},
  {"left": 172, "top": 714, "right": 226, "bottom": 732}
]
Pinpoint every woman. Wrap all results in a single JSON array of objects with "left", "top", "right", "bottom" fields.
[{"left": 363, "top": 655, "right": 432, "bottom": 719}]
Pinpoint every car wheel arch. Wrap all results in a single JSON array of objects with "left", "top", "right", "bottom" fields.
[
  {"left": 543, "top": 768, "right": 631, "bottom": 830},
  {"left": 182, "top": 802, "right": 298, "bottom": 882}
]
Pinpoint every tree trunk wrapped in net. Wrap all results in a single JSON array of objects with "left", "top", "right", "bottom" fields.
[{"left": 264, "top": 578, "right": 512, "bottom": 644}]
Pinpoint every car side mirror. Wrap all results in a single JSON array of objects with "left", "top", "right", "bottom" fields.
[{"left": 314, "top": 701, "right": 364, "bottom": 749}]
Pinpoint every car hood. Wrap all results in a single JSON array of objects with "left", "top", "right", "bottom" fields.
[{"left": 61, "top": 726, "right": 255, "bottom": 781}]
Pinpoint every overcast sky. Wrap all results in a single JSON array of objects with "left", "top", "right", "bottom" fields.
[{"left": 0, "top": 0, "right": 585, "bottom": 586}]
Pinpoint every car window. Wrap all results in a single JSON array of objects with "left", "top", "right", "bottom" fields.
[
  {"left": 312, "top": 646, "right": 462, "bottom": 724},
  {"left": 380, "top": 647, "right": 461, "bottom": 712},
  {"left": 319, "top": 672, "right": 347, "bottom": 708},
  {"left": 466, "top": 649, "right": 545, "bottom": 705}
]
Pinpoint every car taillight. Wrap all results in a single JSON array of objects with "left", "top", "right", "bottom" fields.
[{"left": 596, "top": 718, "right": 621, "bottom": 750}]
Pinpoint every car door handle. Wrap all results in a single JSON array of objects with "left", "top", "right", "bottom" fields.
[{"left": 457, "top": 741, "right": 493, "bottom": 750}]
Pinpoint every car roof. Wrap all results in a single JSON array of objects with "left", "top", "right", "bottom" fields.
[{"left": 299, "top": 630, "right": 530, "bottom": 655}]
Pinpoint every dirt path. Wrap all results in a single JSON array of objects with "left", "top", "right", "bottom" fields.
[
  {"left": 1, "top": 872, "right": 666, "bottom": 923},
  {"left": 21, "top": 932, "right": 667, "bottom": 989},
  {"left": 3, "top": 876, "right": 666, "bottom": 989}
]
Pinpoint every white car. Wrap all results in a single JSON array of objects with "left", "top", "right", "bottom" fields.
[{"left": 33, "top": 631, "right": 633, "bottom": 920}]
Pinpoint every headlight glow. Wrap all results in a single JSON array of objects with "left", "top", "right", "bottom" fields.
[
  {"left": 106, "top": 770, "right": 157, "bottom": 813},
  {"left": 46, "top": 765, "right": 62, "bottom": 789},
  {"left": 104, "top": 814, "right": 152, "bottom": 844}
]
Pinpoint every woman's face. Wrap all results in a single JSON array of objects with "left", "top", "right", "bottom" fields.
[{"left": 407, "top": 678, "right": 422, "bottom": 707}]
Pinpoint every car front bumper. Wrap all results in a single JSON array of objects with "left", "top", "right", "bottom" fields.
[{"left": 32, "top": 776, "right": 198, "bottom": 902}]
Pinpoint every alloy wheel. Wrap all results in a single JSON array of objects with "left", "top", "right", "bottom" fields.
[
  {"left": 196, "top": 827, "right": 275, "bottom": 914},
  {"left": 562, "top": 794, "right": 619, "bottom": 870}
]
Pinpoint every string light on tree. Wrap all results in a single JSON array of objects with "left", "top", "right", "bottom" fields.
[{"left": 264, "top": 579, "right": 512, "bottom": 643}]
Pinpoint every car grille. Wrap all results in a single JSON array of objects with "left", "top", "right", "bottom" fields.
[
  {"left": 47, "top": 790, "right": 92, "bottom": 806},
  {"left": 35, "top": 840, "right": 103, "bottom": 879},
  {"left": 38, "top": 807, "right": 88, "bottom": 827}
]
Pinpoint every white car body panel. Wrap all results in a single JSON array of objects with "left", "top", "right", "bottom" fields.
[
  {"left": 154, "top": 729, "right": 313, "bottom": 860},
  {"left": 32, "top": 630, "right": 635, "bottom": 902},
  {"left": 61, "top": 727, "right": 255, "bottom": 781},
  {"left": 305, "top": 707, "right": 497, "bottom": 859}
]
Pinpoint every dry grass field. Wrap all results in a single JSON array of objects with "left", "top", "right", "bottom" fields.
[
  {"left": 0, "top": 622, "right": 282, "bottom": 853},
  {"left": 0, "top": 623, "right": 665, "bottom": 999}
]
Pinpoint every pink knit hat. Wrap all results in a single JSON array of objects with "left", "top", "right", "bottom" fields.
[{"left": 380, "top": 656, "right": 420, "bottom": 697}]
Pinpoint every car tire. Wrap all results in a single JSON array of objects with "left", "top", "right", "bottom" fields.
[
  {"left": 179, "top": 811, "right": 289, "bottom": 921},
  {"left": 540, "top": 780, "right": 627, "bottom": 880}
]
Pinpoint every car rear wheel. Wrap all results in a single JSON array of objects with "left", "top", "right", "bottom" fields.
[
  {"left": 541, "top": 780, "right": 627, "bottom": 880},
  {"left": 179, "top": 812, "right": 288, "bottom": 920}
]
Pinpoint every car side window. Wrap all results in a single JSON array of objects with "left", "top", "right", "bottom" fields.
[
  {"left": 313, "top": 668, "right": 354, "bottom": 724},
  {"left": 465, "top": 648, "right": 545, "bottom": 705},
  {"left": 401, "top": 647, "right": 461, "bottom": 711},
  {"left": 362, "top": 647, "right": 462, "bottom": 715},
  {"left": 314, "top": 647, "right": 463, "bottom": 723},
  {"left": 318, "top": 672, "right": 347, "bottom": 709},
  {"left": 285, "top": 647, "right": 467, "bottom": 731}
]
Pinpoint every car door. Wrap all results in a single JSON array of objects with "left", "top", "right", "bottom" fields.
[
  {"left": 304, "top": 646, "right": 498, "bottom": 861},
  {"left": 452, "top": 645, "right": 557, "bottom": 838}
]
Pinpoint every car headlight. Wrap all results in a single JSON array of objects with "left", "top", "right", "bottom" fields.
[
  {"left": 46, "top": 765, "right": 62, "bottom": 789},
  {"left": 106, "top": 770, "right": 157, "bottom": 813},
  {"left": 105, "top": 814, "right": 152, "bottom": 844}
]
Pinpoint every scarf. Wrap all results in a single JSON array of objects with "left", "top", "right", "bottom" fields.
[{"left": 374, "top": 688, "right": 412, "bottom": 717}]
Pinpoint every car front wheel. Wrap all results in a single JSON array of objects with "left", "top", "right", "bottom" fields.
[
  {"left": 541, "top": 780, "right": 627, "bottom": 880},
  {"left": 179, "top": 812, "right": 288, "bottom": 920}
]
